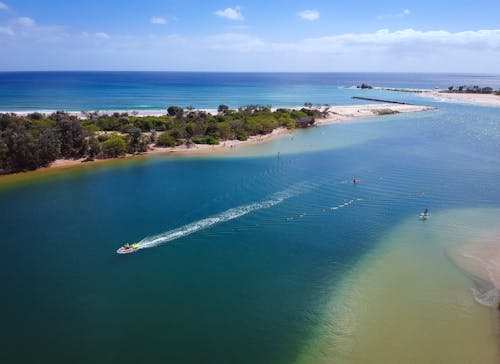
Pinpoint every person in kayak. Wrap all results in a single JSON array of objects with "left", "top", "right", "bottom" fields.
[{"left": 423, "top": 207, "right": 429, "bottom": 216}]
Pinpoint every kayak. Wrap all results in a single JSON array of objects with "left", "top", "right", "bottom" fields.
[
  {"left": 419, "top": 213, "right": 429, "bottom": 220},
  {"left": 117, "top": 243, "right": 140, "bottom": 254}
]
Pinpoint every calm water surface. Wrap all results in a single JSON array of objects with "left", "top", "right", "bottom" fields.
[
  {"left": 1, "top": 71, "right": 499, "bottom": 110},
  {"left": 1, "top": 75, "right": 500, "bottom": 363}
]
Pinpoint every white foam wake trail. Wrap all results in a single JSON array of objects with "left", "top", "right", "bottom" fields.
[
  {"left": 136, "top": 183, "right": 310, "bottom": 250},
  {"left": 330, "top": 198, "right": 362, "bottom": 211}
]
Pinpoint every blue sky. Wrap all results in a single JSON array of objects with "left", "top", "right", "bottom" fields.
[{"left": 0, "top": 0, "right": 499, "bottom": 72}]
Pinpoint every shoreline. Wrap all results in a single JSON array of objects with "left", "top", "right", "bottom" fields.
[
  {"left": 422, "top": 90, "right": 500, "bottom": 107},
  {"left": 448, "top": 232, "right": 500, "bottom": 303},
  {"left": 343, "top": 86, "right": 500, "bottom": 107},
  {"left": 0, "top": 103, "right": 435, "bottom": 185}
]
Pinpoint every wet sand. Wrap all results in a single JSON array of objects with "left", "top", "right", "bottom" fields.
[{"left": 449, "top": 234, "right": 500, "bottom": 290}]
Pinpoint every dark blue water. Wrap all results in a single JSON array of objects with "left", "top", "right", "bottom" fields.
[
  {"left": 1, "top": 90, "right": 500, "bottom": 363},
  {"left": 0, "top": 72, "right": 499, "bottom": 111}
]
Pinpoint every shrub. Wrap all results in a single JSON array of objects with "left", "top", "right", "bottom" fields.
[
  {"left": 375, "top": 109, "right": 399, "bottom": 116},
  {"left": 236, "top": 131, "right": 247, "bottom": 141},
  {"left": 192, "top": 135, "right": 220, "bottom": 145},
  {"left": 156, "top": 132, "right": 178, "bottom": 147},
  {"left": 101, "top": 136, "right": 126, "bottom": 157}
]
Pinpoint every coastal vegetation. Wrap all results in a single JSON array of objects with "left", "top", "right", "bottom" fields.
[
  {"left": 0, "top": 105, "right": 320, "bottom": 173},
  {"left": 375, "top": 109, "right": 399, "bottom": 116},
  {"left": 445, "top": 85, "right": 500, "bottom": 94}
]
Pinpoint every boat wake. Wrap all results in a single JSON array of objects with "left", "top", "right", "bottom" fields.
[
  {"left": 133, "top": 182, "right": 311, "bottom": 251},
  {"left": 330, "top": 198, "right": 362, "bottom": 211}
]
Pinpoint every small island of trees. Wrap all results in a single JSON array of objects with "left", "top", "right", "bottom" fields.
[
  {"left": 445, "top": 85, "right": 500, "bottom": 95},
  {"left": 0, "top": 104, "right": 323, "bottom": 174}
]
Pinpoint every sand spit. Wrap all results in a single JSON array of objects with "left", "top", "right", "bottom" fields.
[
  {"left": 449, "top": 237, "right": 500, "bottom": 291},
  {"left": 423, "top": 91, "right": 500, "bottom": 107}
]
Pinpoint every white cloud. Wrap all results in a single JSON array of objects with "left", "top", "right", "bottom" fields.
[
  {"left": 95, "top": 32, "right": 110, "bottom": 40},
  {"left": 0, "top": 2, "right": 8, "bottom": 10},
  {"left": 151, "top": 17, "right": 167, "bottom": 25},
  {"left": 0, "top": 26, "right": 14, "bottom": 36},
  {"left": 17, "top": 17, "right": 36, "bottom": 27},
  {"left": 297, "top": 10, "right": 320, "bottom": 21},
  {"left": 401, "top": 9, "right": 411, "bottom": 16},
  {"left": 214, "top": 6, "right": 244, "bottom": 21},
  {"left": 0, "top": 26, "right": 499, "bottom": 72}
]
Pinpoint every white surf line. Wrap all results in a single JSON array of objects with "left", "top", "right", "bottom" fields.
[{"left": 134, "top": 182, "right": 312, "bottom": 251}]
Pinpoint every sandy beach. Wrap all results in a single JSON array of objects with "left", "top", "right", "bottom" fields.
[
  {"left": 449, "top": 235, "right": 500, "bottom": 291},
  {"left": 316, "top": 103, "right": 435, "bottom": 124},
  {"left": 423, "top": 91, "right": 500, "bottom": 107}
]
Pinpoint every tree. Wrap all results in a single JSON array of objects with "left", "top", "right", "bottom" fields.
[
  {"left": 55, "top": 118, "right": 87, "bottom": 157},
  {"left": 101, "top": 136, "right": 126, "bottom": 158},
  {"left": 38, "top": 128, "right": 61, "bottom": 166},
  {"left": 167, "top": 106, "right": 183, "bottom": 117},
  {"left": 87, "top": 135, "right": 101, "bottom": 160},
  {"left": 137, "top": 135, "right": 150, "bottom": 153},
  {"left": 1, "top": 125, "right": 40, "bottom": 171},
  {"left": 0, "top": 135, "right": 8, "bottom": 170},
  {"left": 218, "top": 104, "right": 229, "bottom": 114},
  {"left": 27, "top": 112, "right": 44, "bottom": 120},
  {"left": 127, "top": 127, "right": 142, "bottom": 153},
  {"left": 185, "top": 124, "right": 195, "bottom": 139}
]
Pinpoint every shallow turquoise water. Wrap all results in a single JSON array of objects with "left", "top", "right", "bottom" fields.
[{"left": 1, "top": 92, "right": 500, "bottom": 363}]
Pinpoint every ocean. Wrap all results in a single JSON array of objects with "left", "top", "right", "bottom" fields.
[
  {"left": 0, "top": 71, "right": 499, "bottom": 111},
  {"left": 1, "top": 72, "right": 500, "bottom": 363}
]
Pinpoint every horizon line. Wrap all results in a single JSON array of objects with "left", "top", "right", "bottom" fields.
[{"left": 0, "top": 70, "right": 499, "bottom": 76}]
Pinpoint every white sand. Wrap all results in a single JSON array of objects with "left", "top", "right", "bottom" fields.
[
  {"left": 423, "top": 91, "right": 500, "bottom": 107},
  {"left": 317, "top": 103, "right": 435, "bottom": 124},
  {"left": 450, "top": 240, "right": 500, "bottom": 290}
]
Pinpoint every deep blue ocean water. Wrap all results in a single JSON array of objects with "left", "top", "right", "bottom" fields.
[
  {"left": 0, "top": 71, "right": 499, "bottom": 111},
  {"left": 1, "top": 73, "right": 500, "bottom": 363}
]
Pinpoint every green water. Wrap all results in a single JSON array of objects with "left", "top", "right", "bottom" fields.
[
  {"left": 1, "top": 100, "right": 500, "bottom": 363},
  {"left": 297, "top": 208, "right": 500, "bottom": 364}
]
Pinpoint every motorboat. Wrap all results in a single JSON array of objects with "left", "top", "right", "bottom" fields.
[{"left": 117, "top": 243, "right": 140, "bottom": 254}]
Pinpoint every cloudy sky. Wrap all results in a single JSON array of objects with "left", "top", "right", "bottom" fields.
[{"left": 0, "top": 0, "right": 499, "bottom": 72}]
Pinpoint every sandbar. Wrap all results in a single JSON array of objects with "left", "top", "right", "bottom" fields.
[
  {"left": 423, "top": 91, "right": 500, "bottom": 107},
  {"left": 449, "top": 238, "right": 500, "bottom": 290}
]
